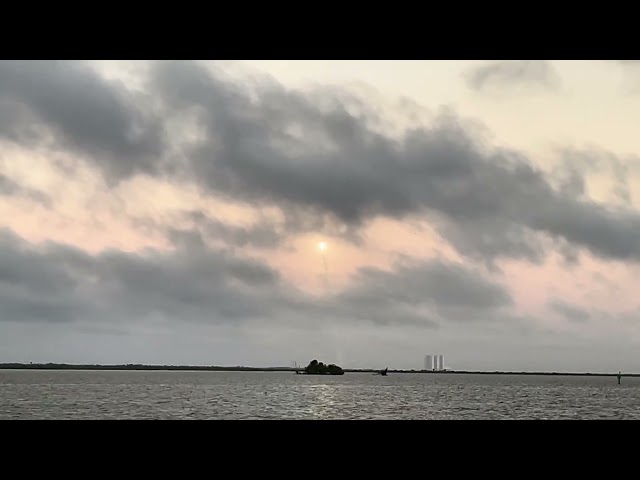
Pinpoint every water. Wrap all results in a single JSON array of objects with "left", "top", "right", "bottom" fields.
[{"left": 1, "top": 369, "right": 638, "bottom": 419}]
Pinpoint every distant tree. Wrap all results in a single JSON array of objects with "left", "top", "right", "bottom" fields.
[{"left": 304, "top": 359, "right": 344, "bottom": 375}]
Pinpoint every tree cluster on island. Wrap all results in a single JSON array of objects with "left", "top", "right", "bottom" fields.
[{"left": 304, "top": 359, "right": 344, "bottom": 375}]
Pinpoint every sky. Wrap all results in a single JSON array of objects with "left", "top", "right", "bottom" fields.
[{"left": 2, "top": 59, "right": 640, "bottom": 372}]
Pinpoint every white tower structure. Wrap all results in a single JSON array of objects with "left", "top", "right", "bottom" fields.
[
  {"left": 424, "top": 354, "right": 447, "bottom": 371},
  {"left": 424, "top": 355, "right": 433, "bottom": 370}
]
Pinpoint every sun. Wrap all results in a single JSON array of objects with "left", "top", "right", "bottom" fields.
[{"left": 318, "top": 241, "right": 327, "bottom": 252}]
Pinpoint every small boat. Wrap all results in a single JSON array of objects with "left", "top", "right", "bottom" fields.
[{"left": 374, "top": 367, "right": 388, "bottom": 376}]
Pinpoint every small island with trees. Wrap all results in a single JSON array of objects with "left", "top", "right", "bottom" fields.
[{"left": 301, "top": 359, "right": 344, "bottom": 375}]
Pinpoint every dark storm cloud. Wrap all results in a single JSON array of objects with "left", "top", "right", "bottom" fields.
[
  {"left": 0, "top": 228, "right": 282, "bottom": 325},
  {"left": 0, "top": 174, "right": 50, "bottom": 205},
  {"left": 349, "top": 260, "right": 512, "bottom": 310},
  {"left": 5, "top": 60, "right": 640, "bottom": 265},
  {"left": 547, "top": 299, "right": 591, "bottom": 323},
  {"left": 0, "top": 228, "right": 510, "bottom": 329},
  {"left": 0, "top": 231, "right": 92, "bottom": 323},
  {"left": 146, "top": 60, "right": 406, "bottom": 224},
  {"left": 135, "top": 208, "right": 361, "bottom": 252},
  {"left": 132, "top": 211, "right": 285, "bottom": 251},
  {"left": 332, "top": 259, "right": 513, "bottom": 326},
  {"left": 187, "top": 211, "right": 282, "bottom": 249},
  {"left": 555, "top": 238, "right": 581, "bottom": 266},
  {"left": 0, "top": 60, "right": 165, "bottom": 181},
  {"left": 144, "top": 61, "right": 640, "bottom": 263},
  {"left": 464, "top": 60, "right": 560, "bottom": 92}
]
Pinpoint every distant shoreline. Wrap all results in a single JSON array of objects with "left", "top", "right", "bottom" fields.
[{"left": 0, "top": 363, "right": 636, "bottom": 377}]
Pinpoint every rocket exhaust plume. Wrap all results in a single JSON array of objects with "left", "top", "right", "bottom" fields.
[{"left": 318, "top": 240, "right": 344, "bottom": 367}]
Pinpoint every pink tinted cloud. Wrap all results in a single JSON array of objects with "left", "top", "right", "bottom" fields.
[{"left": 500, "top": 250, "right": 640, "bottom": 321}]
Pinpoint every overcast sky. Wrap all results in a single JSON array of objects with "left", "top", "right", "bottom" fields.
[{"left": 2, "top": 60, "right": 640, "bottom": 372}]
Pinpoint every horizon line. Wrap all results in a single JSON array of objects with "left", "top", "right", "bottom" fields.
[{"left": 0, "top": 362, "right": 634, "bottom": 377}]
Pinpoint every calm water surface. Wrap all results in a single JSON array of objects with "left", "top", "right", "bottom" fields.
[{"left": 1, "top": 370, "right": 638, "bottom": 419}]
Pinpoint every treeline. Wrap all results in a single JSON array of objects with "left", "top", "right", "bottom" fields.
[
  {"left": 0, "top": 363, "right": 297, "bottom": 372},
  {"left": 1, "top": 364, "right": 634, "bottom": 376}
]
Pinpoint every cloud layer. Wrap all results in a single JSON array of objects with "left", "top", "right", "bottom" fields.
[
  {"left": 464, "top": 60, "right": 561, "bottom": 92},
  {"left": 1, "top": 60, "right": 639, "bottom": 369},
  {"left": 0, "top": 228, "right": 512, "bottom": 333},
  {"left": 5, "top": 60, "right": 639, "bottom": 265}
]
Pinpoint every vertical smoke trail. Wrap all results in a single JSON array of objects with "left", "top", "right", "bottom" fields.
[
  {"left": 320, "top": 246, "right": 344, "bottom": 368},
  {"left": 322, "top": 250, "right": 329, "bottom": 292}
]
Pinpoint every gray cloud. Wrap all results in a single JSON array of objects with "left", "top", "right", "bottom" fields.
[
  {"left": 464, "top": 60, "right": 561, "bottom": 92},
  {"left": 133, "top": 211, "right": 291, "bottom": 252},
  {"left": 353, "top": 260, "right": 511, "bottom": 310},
  {"left": 134, "top": 207, "right": 362, "bottom": 252},
  {"left": 5, "top": 61, "right": 640, "bottom": 266},
  {"left": 547, "top": 299, "right": 591, "bottom": 323},
  {"left": 0, "top": 60, "right": 165, "bottom": 182},
  {"left": 0, "top": 228, "right": 510, "bottom": 330},
  {"left": 333, "top": 259, "right": 513, "bottom": 326},
  {"left": 185, "top": 211, "right": 283, "bottom": 249},
  {"left": 554, "top": 147, "right": 640, "bottom": 206},
  {"left": 0, "top": 174, "right": 50, "bottom": 205},
  {"left": 146, "top": 61, "right": 640, "bottom": 264},
  {"left": 0, "top": 228, "right": 283, "bottom": 326},
  {"left": 204, "top": 220, "right": 279, "bottom": 250}
]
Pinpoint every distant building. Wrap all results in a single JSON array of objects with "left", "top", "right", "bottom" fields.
[
  {"left": 424, "top": 355, "right": 433, "bottom": 370},
  {"left": 425, "top": 354, "right": 445, "bottom": 371}
]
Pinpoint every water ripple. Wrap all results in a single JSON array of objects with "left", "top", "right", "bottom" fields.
[{"left": 0, "top": 370, "right": 638, "bottom": 419}]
